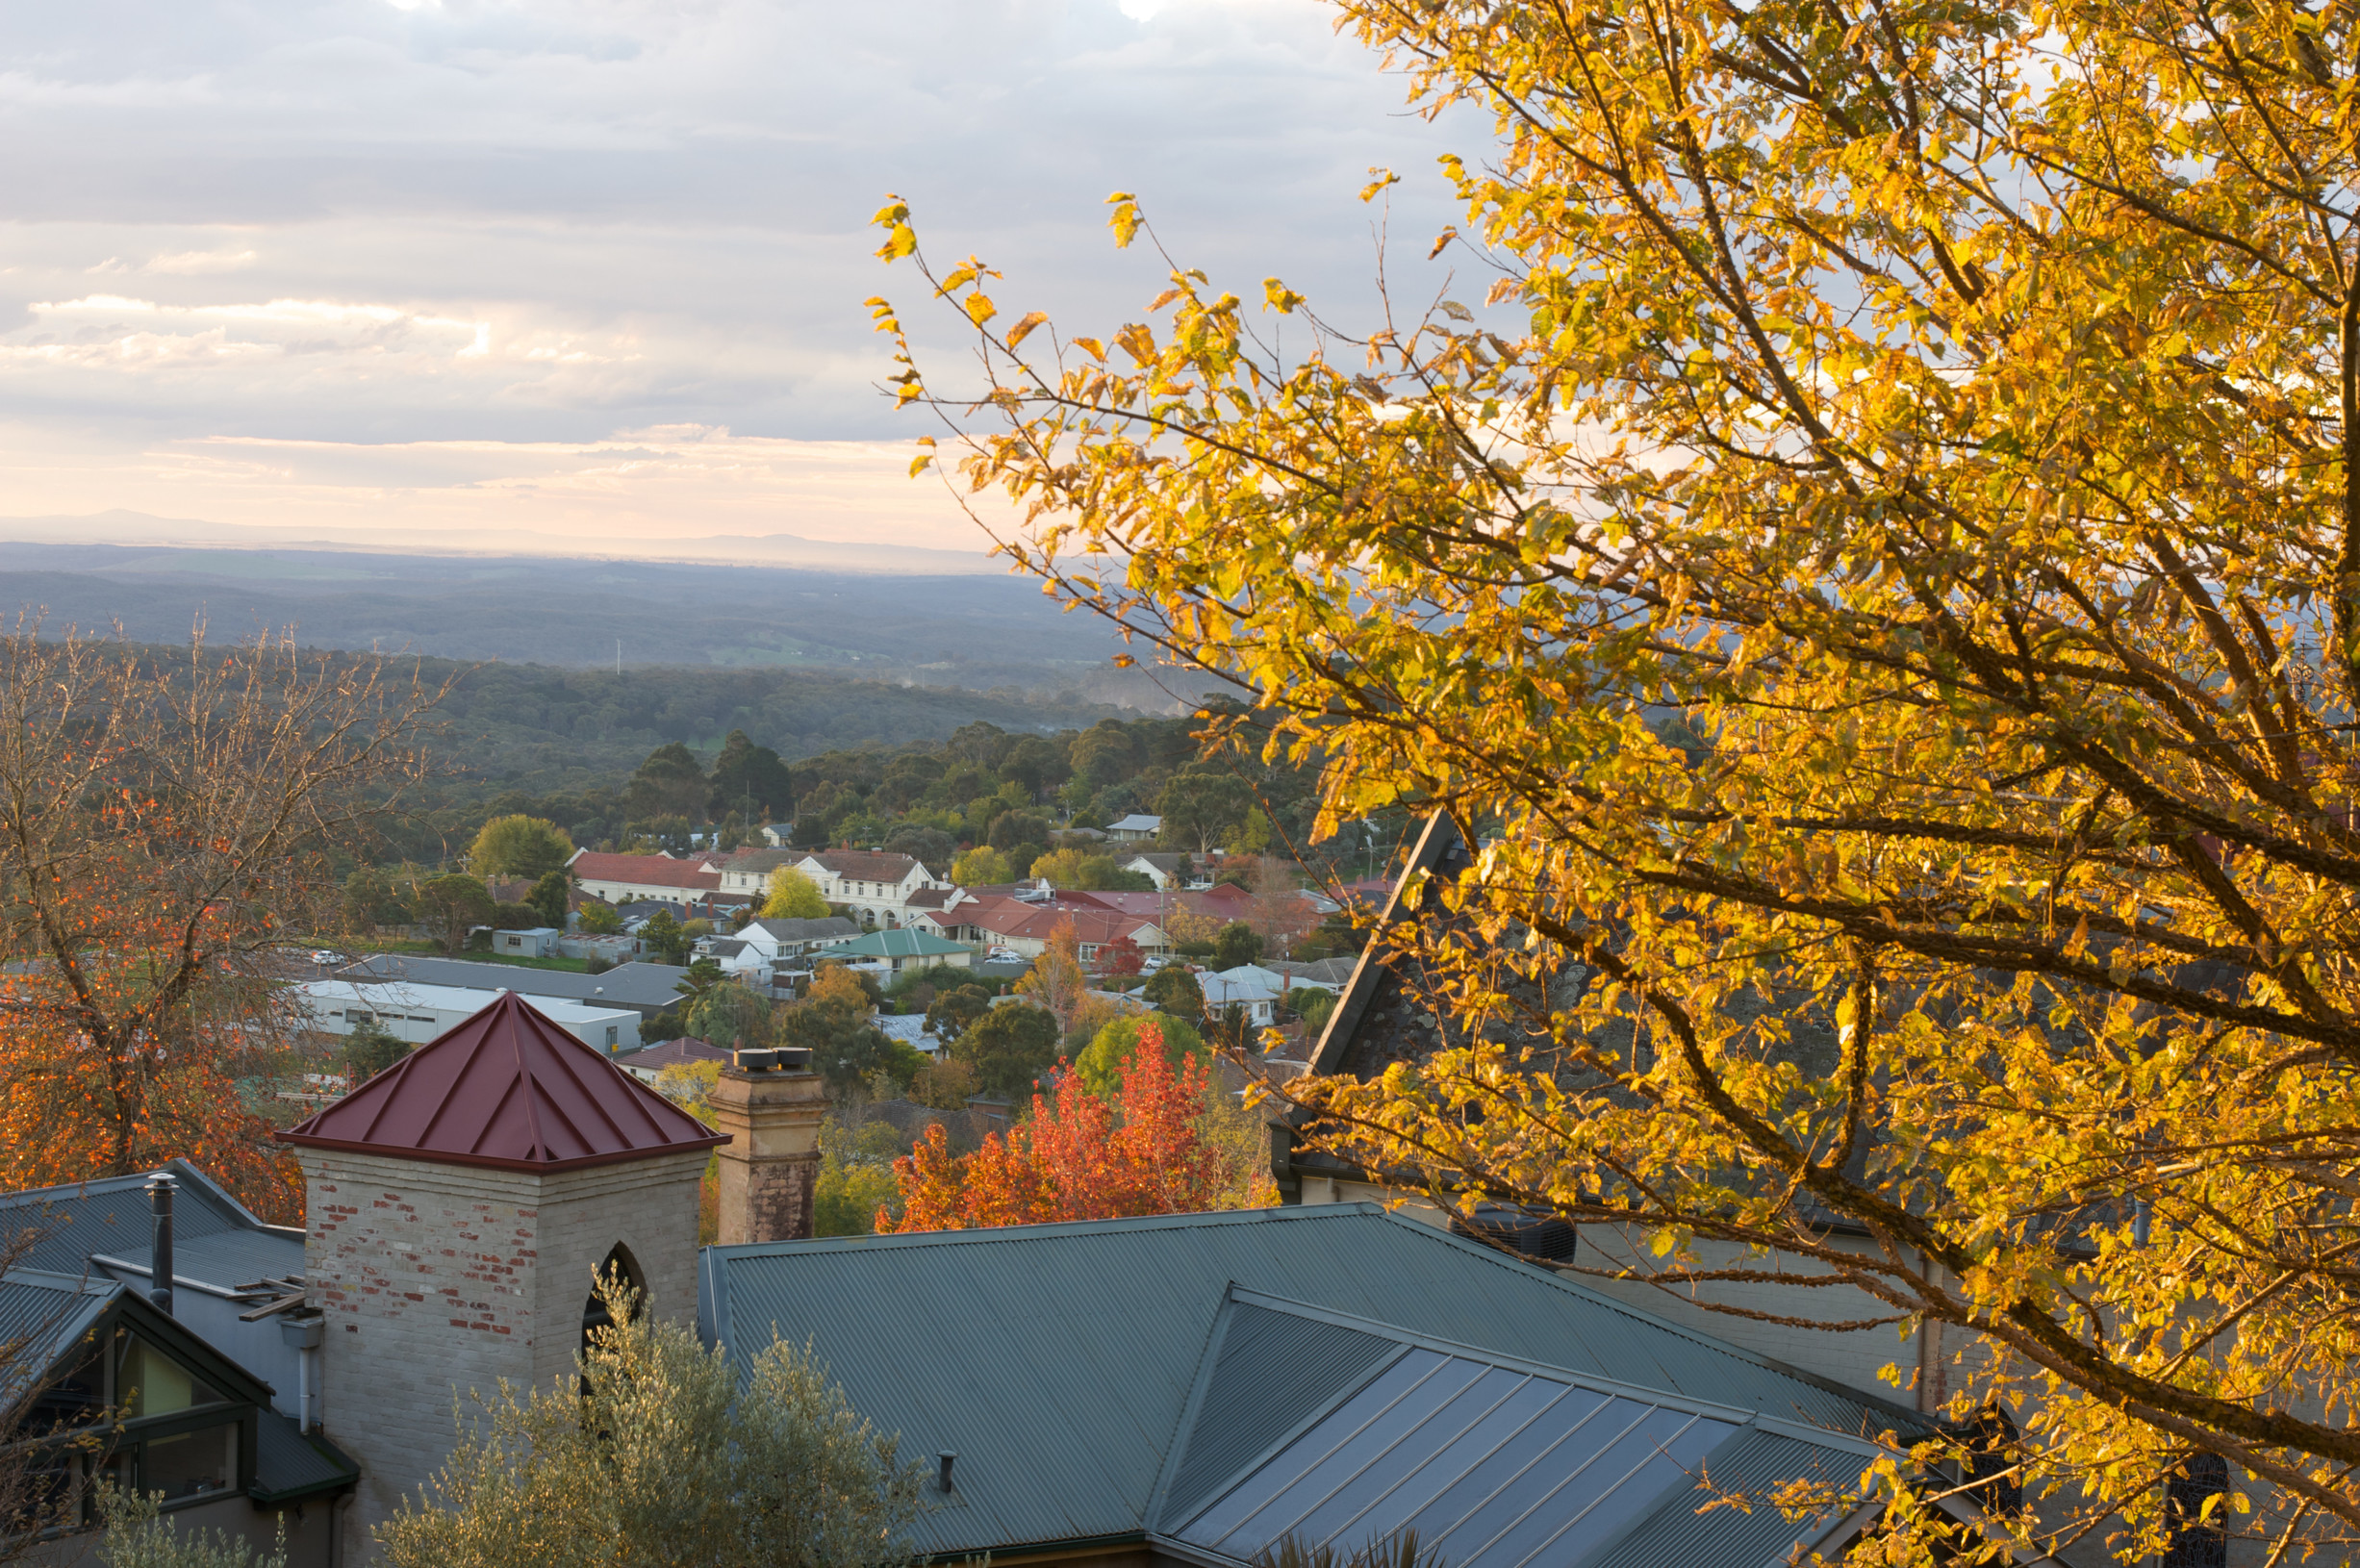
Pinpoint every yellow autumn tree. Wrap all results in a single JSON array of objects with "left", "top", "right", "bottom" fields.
[
  {"left": 762, "top": 866, "right": 829, "bottom": 920},
  {"left": 870, "top": 0, "right": 2360, "bottom": 1557}
]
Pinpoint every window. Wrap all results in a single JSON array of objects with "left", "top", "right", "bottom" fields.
[
  {"left": 604, "top": 1025, "right": 620, "bottom": 1049},
  {"left": 116, "top": 1332, "right": 228, "bottom": 1418},
  {"left": 140, "top": 1423, "right": 239, "bottom": 1503}
]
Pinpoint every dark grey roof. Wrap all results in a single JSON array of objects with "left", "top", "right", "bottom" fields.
[
  {"left": 341, "top": 953, "right": 689, "bottom": 1013},
  {"left": 702, "top": 938, "right": 751, "bottom": 958},
  {"left": 1154, "top": 1293, "right": 1877, "bottom": 1568},
  {"left": 0, "top": 1273, "right": 111, "bottom": 1409},
  {"left": 0, "top": 1161, "right": 279, "bottom": 1286},
  {"left": 698, "top": 1204, "right": 1929, "bottom": 1561},
  {"left": 252, "top": 1411, "right": 361, "bottom": 1503}
]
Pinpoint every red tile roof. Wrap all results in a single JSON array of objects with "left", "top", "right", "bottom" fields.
[
  {"left": 967, "top": 902, "right": 1163, "bottom": 946},
  {"left": 277, "top": 992, "right": 726, "bottom": 1173},
  {"left": 569, "top": 852, "right": 723, "bottom": 892}
]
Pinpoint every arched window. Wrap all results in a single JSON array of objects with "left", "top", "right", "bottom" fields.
[{"left": 580, "top": 1243, "right": 646, "bottom": 1363}]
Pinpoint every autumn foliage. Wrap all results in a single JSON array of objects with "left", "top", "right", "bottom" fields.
[{"left": 878, "top": 1023, "right": 1256, "bottom": 1231}]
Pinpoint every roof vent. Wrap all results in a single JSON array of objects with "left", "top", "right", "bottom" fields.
[
  {"left": 733, "top": 1048, "right": 779, "bottom": 1073},
  {"left": 937, "top": 1452, "right": 957, "bottom": 1493}
]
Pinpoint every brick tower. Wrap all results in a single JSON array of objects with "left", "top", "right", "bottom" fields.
[{"left": 278, "top": 992, "right": 725, "bottom": 1560}]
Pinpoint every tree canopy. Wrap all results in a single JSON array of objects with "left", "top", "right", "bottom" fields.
[
  {"left": 465, "top": 814, "right": 573, "bottom": 880},
  {"left": 873, "top": 0, "right": 2360, "bottom": 1552},
  {"left": 762, "top": 866, "right": 830, "bottom": 920}
]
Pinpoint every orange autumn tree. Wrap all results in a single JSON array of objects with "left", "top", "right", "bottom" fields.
[
  {"left": 0, "top": 623, "right": 442, "bottom": 1220},
  {"left": 879, "top": 1023, "right": 1256, "bottom": 1230}
]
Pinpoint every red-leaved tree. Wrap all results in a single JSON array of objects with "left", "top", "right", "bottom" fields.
[{"left": 878, "top": 1023, "right": 1234, "bottom": 1231}]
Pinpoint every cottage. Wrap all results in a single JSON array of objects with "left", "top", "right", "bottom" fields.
[
  {"left": 1104, "top": 812, "right": 1163, "bottom": 844},
  {"left": 612, "top": 1034, "right": 730, "bottom": 1084},
  {"left": 487, "top": 925, "right": 563, "bottom": 959},
  {"left": 823, "top": 927, "right": 973, "bottom": 974}
]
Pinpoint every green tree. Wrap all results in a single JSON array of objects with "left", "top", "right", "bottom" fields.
[
  {"left": 873, "top": 0, "right": 2360, "bottom": 1548},
  {"left": 525, "top": 871, "right": 570, "bottom": 929},
  {"left": 341, "top": 867, "right": 410, "bottom": 935},
  {"left": 1154, "top": 771, "right": 1251, "bottom": 857},
  {"left": 683, "top": 984, "right": 774, "bottom": 1051},
  {"left": 923, "top": 984, "right": 993, "bottom": 1041},
  {"left": 950, "top": 1003, "right": 1059, "bottom": 1100},
  {"left": 622, "top": 742, "right": 707, "bottom": 822},
  {"left": 776, "top": 965, "right": 921, "bottom": 1096},
  {"left": 377, "top": 1273, "right": 922, "bottom": 1568},
  {"left": 1209, "top": 922, "right": 1261, "bottom": 972},
  {"left": 342, "top": 1020, "right": 411, "bottom": 1084},
  {"left": 950, "top": 846, "right": 1012, "bottom": 886},
  {"left": 1076, "top": 1012, "right": 1206, "bottom": 1098},
  {"left": 414, "top": 873, "right": 498, "bottom": 955},
  {"left": 880, "top": 823, "right": 955, "bottom": 872},
  {"left": 762, "top": 867, "right": 830, "bottom": 920},
  {"left": 985, "top": 810, "right": 1051, "bottom": 854},
  {"left": 638, "top": 909, "right": 689, "bottom": 966},
  {"left": 1140, "top": 966, "right": 1203, "bottom": 1021},
  {"left": 577, "top": 900, "right": 623, "bottom": 937},
  {"left": 706, "top": 728, "right": 795, "bottom": 821},
  {"left": 465, "top": 815, "right": 573, "bottom": 880}
]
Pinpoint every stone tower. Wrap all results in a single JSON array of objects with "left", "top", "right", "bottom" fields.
[{"left": 278, "top": 991, "right": 725, "bottom": 1561}]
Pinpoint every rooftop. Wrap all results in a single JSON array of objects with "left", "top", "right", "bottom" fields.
[
  {"left": 802, "top": 848, "right": 930, "bottom": 884},
  {"left": 829, "top": 928, "right": 970, "bottom": 959},
  {"left": 698, "top": 1203, "right": 1928, "bottom": 1562},
  {"left": 280, "top": 992, "right": 726, "bottom": 1174},
  {"left": 300, "top": 977, "right": 636, "bottom": 1026},
  {"left": 340, "top": 953, "right": 690, "bottom": 1012},
  {"left": 567, "top": 851, "right": 724, "bottom": 891},
  {"left": 1107, "top": 814, "right": 1164, "bottom": 833}
]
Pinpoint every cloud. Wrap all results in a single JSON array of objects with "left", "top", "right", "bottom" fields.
[{"left": 0, "top": 0, "right": 1483, "bottom": 554}]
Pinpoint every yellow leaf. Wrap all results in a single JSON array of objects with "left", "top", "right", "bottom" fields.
[
  {"left": 1428, "top": 227, "right": 1458, "bottom": 259},
  {"left": 1114, "top": 323, "right": 1156, "bottom": 365},
  {"left": 1072, "top": 337, "right": 1105, "bottom": 362},
  {"left": 875, "top": 224, "right": 917, "bottom": 262},
  {"left": 965, "top": 292, "right": 999, "bottom": 329},
  {"left": 1359, "top": 166, "right": 1399, "bottom": 203},
  {"left": 908, "top": 453, "right": 934, "bottom": 477},
  {"left": 1005, "top": 311, "right": 1049, "bottom": 350},
  {"left": 1262, "top": 278, "right": 1304, "bottom": 314},
  {"left": 1149, "top": 287, "right": 1185, "bottom": 312},
  {"left": 1106, "top": 193, "right": 1143, "bottom": 250},
  {"left": 869, "top": 196, "right": 908, "bottom": 228}
]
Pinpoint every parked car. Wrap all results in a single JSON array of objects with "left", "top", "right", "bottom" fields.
[
  {"left": 986, "top": 946, "right": 1022, "bottom": 963},
  {"left": 308, "top": 949, "right": 343, "bottom": 966}
]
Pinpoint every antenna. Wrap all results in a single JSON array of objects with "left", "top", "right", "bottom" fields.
[{"left": 616, "top": 639, "right": 622, "bottom": 676}]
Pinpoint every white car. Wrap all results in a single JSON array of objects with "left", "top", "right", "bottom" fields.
[
  {"left": 986, "top": 946, "right": 1022, "bottom": 963},
  {"left": 308, "top": 949, "right": 343, "bottom": 966}
]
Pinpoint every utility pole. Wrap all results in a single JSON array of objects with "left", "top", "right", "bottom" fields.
[{"left": 616, "top": 640, "right": 622, "bottom": 676}]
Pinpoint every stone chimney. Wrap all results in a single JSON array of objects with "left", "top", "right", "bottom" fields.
[{"left": 709, "top": 1048, "right": 830, "bottom": 1244}]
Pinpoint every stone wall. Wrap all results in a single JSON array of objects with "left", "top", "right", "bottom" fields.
[{"left": 298, "top": 1146, "right": 705, "bottom": 1561}]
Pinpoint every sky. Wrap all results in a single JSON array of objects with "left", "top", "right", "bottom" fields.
[{"left": 0, "top": 0, "right": 1476, "bottom": 561}]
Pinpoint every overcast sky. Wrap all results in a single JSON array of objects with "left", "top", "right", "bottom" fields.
[{"left": 0, "top": 0, "right": 1475, "bottom": 559}]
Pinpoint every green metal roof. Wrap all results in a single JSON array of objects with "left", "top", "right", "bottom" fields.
[
  {"left": 831, "top": 929, "right": 971, "bottom": 959},
  {"left": 697, "top": 1204, "right": 1930, "bottom": 1560}
]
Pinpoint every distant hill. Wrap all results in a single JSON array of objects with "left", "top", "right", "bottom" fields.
[{"left": 0, "top": 540, "right": 1165, "bottom": 702}]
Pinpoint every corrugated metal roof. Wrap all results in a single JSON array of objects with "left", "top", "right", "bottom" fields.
[
  {"left": 1581, "top": 1426, "right": 1861, "bottom": 1568},
  {"left": 279, "top": 991, "right": 725, "bottom": 1173},
  {"left": 1160, "top": 1301, "right": 1396, "bottom": 1526},
  {"left": 0, "top": 1276, "right": 111, "bottom": 1409},
  {"left": 94, "top": 1229, "right": 305, "bottom": 1291},
  {"left": 699, "top": 1204, "right": 1928, "bottom": 1559},
  {"left": 1154, "top": 1297, "right": 1877, "bottom": 1568},
  {"left": 0, "top": 1161, "right": 255, "bottom": 1277}
]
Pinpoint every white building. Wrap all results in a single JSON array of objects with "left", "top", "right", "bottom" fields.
[
  {"left": 791, "top": 849, "right": 952, "bottom": 928},
  {"left": 1104, "top": 813, "right": 1163, "bottom": 844},
  {"left": 488, "top": 926, "right": 563, "bottom": 958},
  {"left": 1200, "top": 964, "right": 1286, "bottom": 1027},
  {"left": 299, "top": 978, "right": 643, "bottom": 1054}
]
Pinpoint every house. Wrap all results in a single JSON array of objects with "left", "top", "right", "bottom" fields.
[
  {"left": 298, "top": 977, "right": 644, "bottom": 1054},
  {"left": 1199, "top": 966, "right": 1283, "bottom": 1027},
  {"left": 950, "top": 898, "right": 1168, "bottom": 963},
  {"left": 0, "top": 1163, "right": 359, "bottom": 1563},
  {"left": 759, "top": 822, "right": 795, "bottom": 847},
  {"left": 709, "top": 915, "right": 863, "bottom": 986},
  {"left": 825, "top": 927, "right": 974, "bottom": 974},
  {"left": 875, "top": 1012, "right": 941, "bottom": 1059},
  {"left": 695, "top": 1204, "right": 1941, "bottom": 1568},
  {"left": 1276, "top": 954, "right": 1359, "bottom": 991},
  {"left": 1118, "top": 851, "right": 1192, "bottom": 888},
  {"left": 714, "top": 846, "right": 806, "bottom": 899},
  {"left": 564, "top": 849, "right": 724, "bottom": 906},
  {"left": 1104, "top": 813, "right": 1163, "bottom": 844},
  {"left": 488, "top": 925, "right": 563, "bottom": 959},
  {"left": 613, "top": 1035, "right": 729, "bottom": 1084},
  {"left": 791, "top": 849, "right": 951, "bottom": 929},
  {"left": 336, "top": 953, "right": 691, "bottom": 1021}
]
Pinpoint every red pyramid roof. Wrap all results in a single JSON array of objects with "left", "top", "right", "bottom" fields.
[{"left": 278, "top": 991, "right": 727, "bottom": 1173}]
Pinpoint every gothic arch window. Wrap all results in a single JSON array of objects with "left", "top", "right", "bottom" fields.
[{"left": 580, "top": 1242, "right": 646, "bottom": 1362}]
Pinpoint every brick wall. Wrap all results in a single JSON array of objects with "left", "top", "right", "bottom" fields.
[{"left": 298, "top": 1147, "right": 705, "bottom": 1562}]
